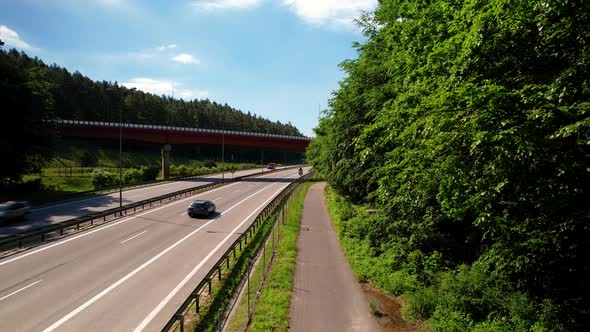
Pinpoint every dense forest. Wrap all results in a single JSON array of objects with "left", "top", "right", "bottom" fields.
[
  {"left": 308, "top": 0, "right": 589, "bottom": 331},
  {"left": 0, "top": 48, "right": 302, "bottom": 135},
  {"left": 0, "top": 45, "right": 302, "bottom": 182}
]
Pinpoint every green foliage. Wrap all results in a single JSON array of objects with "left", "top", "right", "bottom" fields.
[
  {"left": 139, "top": 165, "right": 159, "bottom": 181},
  {"left": 92, "top": 166, "right": 159, "bottom": 188},
  {"left": 122, "top": 166, "right": 160, "bottom": 184},
  {"left": 122, "top": 168, "right": 142, "bottom": 184},
  {"left": 326, "top": 187, "right": 567, "bottom": 331},
  {"left": 311, "top": 0, "right": 590, "bottom": 329},
  {"left": 0, "top": 48, "right": 56, "bottom": 183},
  {"left": 203, "top": 160, "right": 217, "bottom": 168},
  {"left": 248, "top": 183, "right": 311, "bottom": 331},
  {"left": 0, "top": 48, "right": 303, "bottom": 137},
  {"left": 78, "top": 150, "right": 98, "bottom": 167},
  {"left": 170, "top": 164, "right": 191, "bottom": 177},
  {"left": 90, "top": 169, "right": 118, "bottom": 189}
]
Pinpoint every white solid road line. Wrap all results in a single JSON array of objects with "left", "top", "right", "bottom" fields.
[
  {"left": 0, "top": 180, "right": 243, "bottom": 268},
  {"left": 133, "top": 181, "right": 290, "bottom": 332},
  {"left": 0, "top": 280, "right": 42, "bottom": 302},
  {"left": 120, "top": 231, "right": 148, "bottom": 244},
  {"left": 41, "top": 182, "right": 280, "bottom": 332}
]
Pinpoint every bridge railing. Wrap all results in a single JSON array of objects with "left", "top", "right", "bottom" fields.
[{"left": 57, "top": 119, "right": 313, "bottom": 141}]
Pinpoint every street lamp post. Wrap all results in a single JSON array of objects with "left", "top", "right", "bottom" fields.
[
  {"left": 107, "top": 86, "right": 135, "bottom": 209},
  {"left": 221, "top": 133, "right": 225, "bottom": 183},
  {"left": 119, "top": 106, "right": 123, "bottom": 208}
]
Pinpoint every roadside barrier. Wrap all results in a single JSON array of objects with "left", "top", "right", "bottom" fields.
[
  {"left": 161, "top": 171, "right": 312, "bottom": 332},
  {"left": 0, "top": 166, "right": 302, "bottom": 256}
]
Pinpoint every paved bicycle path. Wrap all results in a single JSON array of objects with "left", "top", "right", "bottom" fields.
[{"left": 290, "top": 183, "right": 378, "bottom": 332}]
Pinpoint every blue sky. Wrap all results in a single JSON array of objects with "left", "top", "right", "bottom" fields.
[{"left": 1, "top": 0, "right": 377, "bottom": 136}]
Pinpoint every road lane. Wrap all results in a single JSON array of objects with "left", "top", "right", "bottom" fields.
[
  {"left": 0, "top": 168, "right": 307, "bottom": 331},
  {"left": 0, "top": 167, "right": 285, "bottom": 237}
]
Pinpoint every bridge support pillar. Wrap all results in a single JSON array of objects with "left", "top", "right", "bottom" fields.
[{"left": 161, "top": 144, "right": 172, "bottom": 179}]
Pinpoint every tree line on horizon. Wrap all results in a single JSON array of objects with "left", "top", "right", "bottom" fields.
[
  {"left": 0, "top": 45, "right": 303, "bottom": 183},
  {"left": 308, "top": 0, "right": 589, "bottom": 330},
  {"left": 0, "top": 48, "right": 302, "bottom": 135}
]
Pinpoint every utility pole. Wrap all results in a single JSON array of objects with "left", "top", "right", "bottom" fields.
[
  {"left": 119, "top": 101, "right": 123, "bottom": 208},
  {"left": 106, "top": 86, "right": 135, "bottom": 209},
  {"left": 221, "top": 133, "right": 225, "bottom": 182}
]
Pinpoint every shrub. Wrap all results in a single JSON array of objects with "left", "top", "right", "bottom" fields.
[
  {"left": 90, "top": 170, "right": 117, "bottom": 189},
  {"left": 139, "top": 165, "right": 159, "bottom": 181},
  {"left": 123, "top": 168, "right": 143, "bottom": 184},
  {"left": 403, "top": 286, "right": 439, "bottom": 321},
  {"left": 204, "top": 160, "right": 217, "bottom": 168}
]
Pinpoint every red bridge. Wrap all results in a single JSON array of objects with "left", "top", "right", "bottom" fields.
[
  {"left": 57, "top": 120, "right": 312, "bottom": 152},
  {"left": 57, "top": 120, "right": 312, "bottom": 179}
]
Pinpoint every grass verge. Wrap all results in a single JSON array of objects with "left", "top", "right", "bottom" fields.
[
  {"left": 181, "top": 181, "right": 310, "bottom": 332},
  {"left": 9, "top": 164, "right": 263, "bottom": 205},
  {"left": 230, "top": 182, "right": 313, "bottom": 332},
  {"left": 190, "top": 219, "right": 274, "bottom": 332}
]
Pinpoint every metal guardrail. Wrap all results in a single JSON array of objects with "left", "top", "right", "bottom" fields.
[
  {"left": 36, "top": 165, "right": 278, "bottom": 204},
  {"left": 0, "top": 166, "right": 302, "bottom": 254},
  {"left": 57, "top": 119, "right": 313, "bottom": 141},
  {"left": 161, "top": 171, "right": 312, "bottom": 332}
]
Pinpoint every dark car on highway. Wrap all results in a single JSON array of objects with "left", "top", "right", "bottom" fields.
[
  {"left": 188, "top": 200, "right": 216, "bottom": 218},
  {"left": 0, "top": 201, "right": 31, "bottom": 222}
]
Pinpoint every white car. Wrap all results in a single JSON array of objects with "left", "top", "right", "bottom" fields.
[{"left": 0, "top": 201, "right": 31, "bottom": 222}]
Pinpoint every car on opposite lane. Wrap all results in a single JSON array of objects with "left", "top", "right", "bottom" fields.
[
  {"left": 0, "top": 201, "right": 31, "bottom": 222},
  {"left": 188, "top": 200, "right": 216, "bottom": 218}
]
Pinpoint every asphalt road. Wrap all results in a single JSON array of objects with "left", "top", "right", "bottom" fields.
[
  {"left": 290, "top": 183, "right": 378, "bottom": 332},
  {"left": 0, "top": 167, "right": 285, "bottom": 237},
  {"left": 0, "top": 167, "right": 307, "bottom": 332}
]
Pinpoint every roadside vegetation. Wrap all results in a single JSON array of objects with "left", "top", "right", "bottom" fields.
[
  {"left": 308, "top": 1, "right": 589, "bottom": 331},
  {"left": 241, "top": 182, "right": 311, "bottom": 332},
  {"left": 4, "top": 139, "right": 266, "bottom": 204},
  {"left": 185, "top": 182, "right": 309, "bottom": 332},
  {"left": 14, "top": 160, "right": 259, "bottom": 205},
  {"left": 0, "top": 41, "right": 303, "bottom": 201}
]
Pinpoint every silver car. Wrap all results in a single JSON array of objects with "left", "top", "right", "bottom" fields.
[{"left": 0, "top": 201, "right": 31, "bottom": 222}]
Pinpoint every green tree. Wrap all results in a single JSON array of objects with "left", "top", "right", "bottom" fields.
[
  {"left": 309, "top": 0, "right": 590, "bottom": 329},
  {"left": 0, "top": 48, "right": 56, "bottom": 183}
]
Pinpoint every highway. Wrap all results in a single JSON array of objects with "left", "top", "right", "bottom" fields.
[
  {"left": 0, "top": 167, "right": 306, "bottom": 331},
  {"left": 0, "top": 167, "right": 280, "bottom": 237}
]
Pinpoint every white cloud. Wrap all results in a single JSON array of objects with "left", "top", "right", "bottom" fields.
[
  {"left": 125, "top": 44, "right": 178, "bottom": 60},
  {"left": 0, "top": 25, "right": 33, "bottom": 50},
  {"left": 191, "top": 0, "right": 262, "bottom": 12},
  {"left": 157, "top": 44, "right": 177, "bottom": 51},
  {"left": 96, "top": 0, "right": 128, "bottom": 8},
  {"left": 282, "top": 0, "right": 377, "bottom": 29},
  {"left": 178, "top": 89, "right": 209, "bottom": 99},
  {"left": 172, "top": 53, "right": 200, "bottom": 64},
  {"left": 122, "top": 78, "right": 208, "bottom": 100}
]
